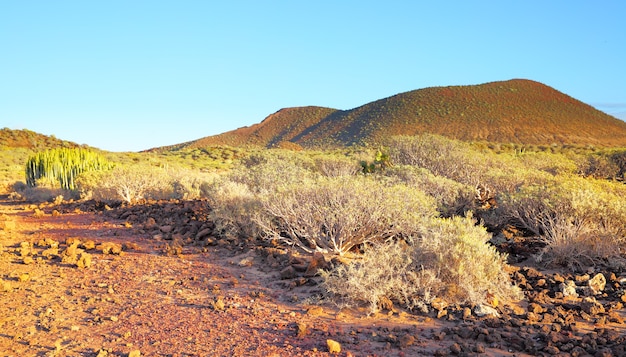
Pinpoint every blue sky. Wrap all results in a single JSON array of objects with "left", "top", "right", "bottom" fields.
[{"left": 2, "top": 1, "right": 625, "bottom": 152}]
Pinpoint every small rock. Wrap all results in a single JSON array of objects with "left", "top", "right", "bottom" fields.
[
  {"left": 474, "top": 304, "right": 500, "bottom": 318},
  {"left": 160, "top": 225, "right": 173, "bottom": 233},
  {"left": 327, "top": 339, "right": 341, "bottom": 354},
  {"left": 588, "top": 273, "right": 606, "bottom": 295},
  {"left": 128, "top": 350, "right": 141, "bottom": 357},
  {"left": 450, "top": 343, "right": 462, "bottom": 354},
  {"left": 296, "top": 322, "right": 307, "bottom": 338},
  {"left": 462, "top": 307, "right": 472, "bottom": 319},
  {"left": 398, "top": 334, "right": 415, "bottom": 348},
  {"left": 560, "top": 280, "right": 578, "bottom": 299},
  {"left": 304, "top": 251, "right": 328, "bottom": 277},
  {"left": 280, "top": 266, "right": 298, "bottom": 280},
  {"left": 307, "top": 306, "right": 323, "bottom": 316}
]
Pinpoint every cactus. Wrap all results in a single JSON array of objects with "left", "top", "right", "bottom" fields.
[{"left": 25, "top": 148, "right": 113, "bottom": 190}]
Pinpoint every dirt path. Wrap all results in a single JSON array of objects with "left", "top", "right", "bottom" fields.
[
  {"left": 0, "top": 198, "right": 479, "bottom": 357},
  {"left": 2, "top": 197, "right": 625, "bottom": 356}
]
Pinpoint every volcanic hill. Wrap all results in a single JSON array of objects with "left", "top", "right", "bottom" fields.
[{"left": 160, "top": 79, "right": 626, "bottom": 150}]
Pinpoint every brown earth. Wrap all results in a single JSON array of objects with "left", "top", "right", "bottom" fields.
[{"left": 1, "top": 197, "right": 625, "bottom": 357}]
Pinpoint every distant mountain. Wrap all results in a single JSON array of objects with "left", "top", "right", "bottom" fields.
[
  {"left": 0, "top": 128, "right": 79, "bottom": 149},
  {"left": 157, "top": 79, "right": 626, "bottom": 150}
]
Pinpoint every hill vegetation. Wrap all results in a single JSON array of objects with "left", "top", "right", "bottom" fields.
[{"left": 165, "top": 79, "right": 626, "bottom": 150}]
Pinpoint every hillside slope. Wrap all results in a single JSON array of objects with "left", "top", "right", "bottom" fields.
[{"left": 168, "top": 79, "right": 626, "bottom": 149}]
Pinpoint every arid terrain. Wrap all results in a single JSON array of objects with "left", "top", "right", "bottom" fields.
[{"left": 1, "top": 196, "right": 625, "bottom": 357}]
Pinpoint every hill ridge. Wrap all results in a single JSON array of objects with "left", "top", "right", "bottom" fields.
[{"left": 158, "top": 79, "right": 626, "bottom": 150}]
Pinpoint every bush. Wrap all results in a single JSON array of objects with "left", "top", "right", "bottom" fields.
[
  {"left": 321, "top": 213, "right": 521, "bottom": 313},
  {"left": 202, "top": 177, "right": 262, "bottom": 239},
  {"left": 382, "top": 165, "right": 475, "bottom": 217},
  {"left": 77, "top": 165, "right": 173, "bottom": 204},
  {"left": 387, "top": 135, "right": 481, "bottom": 184},
  {"left": 499, "top": 176, "right": 626, "bottom": 269},
  {"left": 256, "top": 176, "right": 437, "bottom": 255}
]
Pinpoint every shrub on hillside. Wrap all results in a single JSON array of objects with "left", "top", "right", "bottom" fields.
[{"left": 321, "top": 213, "right": 521, "bottom": 313}]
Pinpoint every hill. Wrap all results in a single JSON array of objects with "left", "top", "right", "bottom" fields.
[
  {"left": 165, "top": 79, "right": 626, "bottom": 150},
  {"left": 0, "top": 128, "right": 79, "bottom": 150}
]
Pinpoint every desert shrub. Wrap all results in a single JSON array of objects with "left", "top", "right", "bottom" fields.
[
  {"left": 575, "top": 152, "right": 620, "bottom": 178},
  {"left": 313, "top": 156, "right": 360, "bottom": 177},
  {"left": 229, "top": 150, "right": 317, "bottom": 194},
  {"left": 320, "top": 241, "right": 439, "bottom": 313},
  {"left": 201, "top": 177, "right": 262, "bottom": 239},
  {"left": 77, "top": 165, "right": 173, "bottom": 204},
  {"left": 382, "top": 165, "right": 474, "bottom": 217},
  {"left": 499, "top": 176, "right": 626, "bottom": 268},
  {"left": 516, "top": 151, "right": 578, "bottom": 176},
  {"left": 321, "top": 213, "right": 521, "bottom": 313},
  {"left": 387, "top": 135, "right": 482, "bottom": 184},
  {"left": 256, "top": 176, "right": 438, "bottom": 255}
]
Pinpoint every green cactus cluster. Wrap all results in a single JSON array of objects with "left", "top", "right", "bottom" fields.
[{"left": 25, "top": 148, "right": 113, "bottom": 190}]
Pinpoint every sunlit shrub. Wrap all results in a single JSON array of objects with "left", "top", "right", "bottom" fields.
[
  {"left": 387, "top": 135, "right": 482, "bottom": 184},
  {"left": 77, "top": 165, "right": 173, "bottom": 204},
  {"left": 321, "top": 213, "right": 521, "bottom": 313},
  {"left": 499, "top": 176, "right": 626, "bottom": 268},
  {"left": 256, "top": 176, "right": 438, "bottom": 255},
  {"left": 382, "top": 165, "right": 474, "bottom": 217},
  {"left": 202, "top": 177, "right": 262, "bottom": 239}
]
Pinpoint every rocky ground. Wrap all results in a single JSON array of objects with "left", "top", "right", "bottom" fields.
[{"left": 1, "top": 197, "right": 625, "bottom": 357}]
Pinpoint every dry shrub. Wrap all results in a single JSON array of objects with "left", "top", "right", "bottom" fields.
[
  {"left": 203, "top": 178, "right": 262, "bottom": 239},
  {"left": 314, "top": 156, "right": 360, "bottom": 177},
  {"left": 500, "top": 176, "right": 626, "bottom": 269},
  {"left": 320, "top": 241, "right": 439, "bottom": 314},
  {"left": 321, "top": 213, "right": 521, "bottom": 313},
  {"left": 382, "top": 165, "right": 475, "bottom": 217},
  {"left": 387, "top": 135, "right": 481, "bottom": 184},
  {"left": 256, "top": 176, "right": 437, "bottom": 255},
  {"left": 77, "top": 165, "right": 217, "bottom": 203}
]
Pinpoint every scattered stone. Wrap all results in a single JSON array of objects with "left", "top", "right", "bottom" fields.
[
  {"left": 304, "top": 251, "right": 328, "bottom": 277},
  {"left": 160, "top": 225, "right": 173, "bottom": 234},
  {"left": 580, "top": 297, "right": 605, "bottom": 315},
  {"left": 23, "top": 256, "right": 35, "bottom": 265},
  {"left": 307, "top": 306, "right": 323, "bottom": 316},
  {"left": 238, "top": 256, "right": 254, "bottom": 267},
  {"left": 82, "top": 240, "right": 96, "bottom": 250},
  {"left": 296, "top": 322, "right": 307, "bottom": 338},
  {"left": 450, "top": 342, "right": 462, "bottom": 354},
  {"left": 326, "top": 339, "right": 341, "bottom": 354},
  {"left": 128, "top": 351, "right": 141, "bottom": 357},
  {"left": 280, "top": 266, "right": 297, "bottom": 280},
  {"left": 76, "top": 252, "right": 92, "bottom": 268},
  {"left": 560, "top": 280, "right": 578, "bottom": 299},
  {"left": 18, "top": 273, "right": 30, "bottom": 282},
  {"left": 398, "top": 334, "right": 415, "bottom": 348},
  {"left": 211, "top": 297, "right": 225, "bottom": 311},
  {"left": 474, "top": 304, "right": 500, "bottom": 318},
  {"left": 588, "top": 273, "right": 606, "bottom": 295},
  {"left": 462, "top": 307, "right": 472, "bottom": 319},
  {"left": 98, "top": 242, "right": 122, "bottom": 255},
  {"left": 0, "top": 280, "right": 12, "bottom": 292}
]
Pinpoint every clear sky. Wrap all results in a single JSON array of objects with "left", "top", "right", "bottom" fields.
[{"left": 2, "top": 1, "right": 625, "bottom": 152}]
